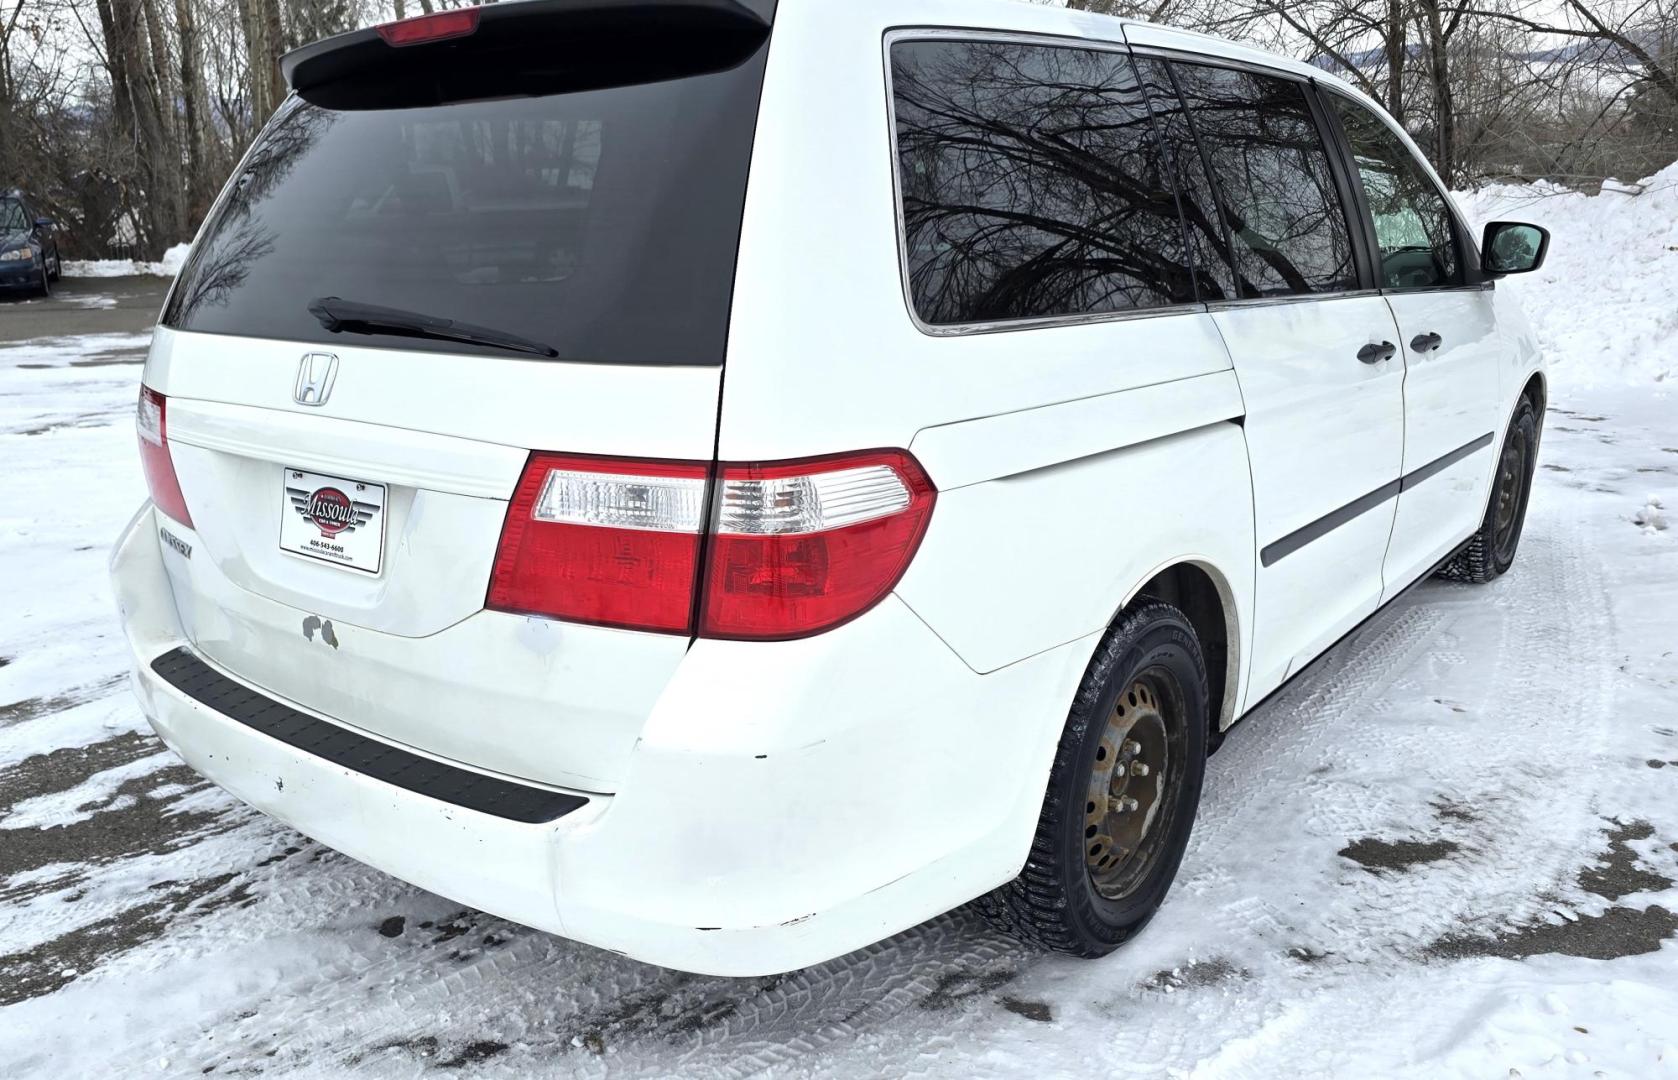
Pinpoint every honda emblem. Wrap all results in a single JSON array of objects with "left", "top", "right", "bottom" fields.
[{"left": 294, "top": 352, "right": 338, "bottom": 406}]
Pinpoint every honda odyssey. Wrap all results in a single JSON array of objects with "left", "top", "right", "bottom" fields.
[{"left": 111, "top": 0, "right": 1549, "bottom": 975}]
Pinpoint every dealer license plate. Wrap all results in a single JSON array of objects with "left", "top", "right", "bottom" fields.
[{"left": 279, "top": 468, "right": 388, "bottom": 574}]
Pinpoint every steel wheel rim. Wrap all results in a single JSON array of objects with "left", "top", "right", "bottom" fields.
[
  {"left": 1494, "top": 426, "right": 1529, "bottom": 556},
  {"left": 1083, "top": 670, "right": 1186, "bottom": 900}
]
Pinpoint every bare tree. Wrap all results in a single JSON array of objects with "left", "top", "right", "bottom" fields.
[
  {"left": 3, "top": 0, "right": 1673, "bottom": 263},
  {"left": 233, "top": 0, "right": 285, "bottom": 126},
  {"left": 173, "top": 0, "right": 213, "bottom": 217},
  {"left": 1039, "top": 0, "right": 1676, "bottom": 186}
]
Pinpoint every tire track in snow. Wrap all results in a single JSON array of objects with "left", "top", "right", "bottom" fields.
[{"left": 1196, "top": 512, "right": 1610, "bottom": 966}]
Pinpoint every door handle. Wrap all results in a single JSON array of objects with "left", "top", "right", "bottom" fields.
[
  {"left": 1357, "top": 341, "right": 1397, "bottom": 364},
  {"left": 1410, "top": 332, "right": 1443, "bottom": 353}
]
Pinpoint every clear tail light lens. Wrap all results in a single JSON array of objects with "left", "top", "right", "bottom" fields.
[
  {"left": 136, "top": 386, "right": 193, "bottom": 528},
  {"left": 487, "top": 449, "right": 936, "bottom": 639},
  {"left": 487, "top": 454, "right": 707, "bottom": 633},
  {"left": 700, "top": 451, "right": 936, "bottom": 640}
]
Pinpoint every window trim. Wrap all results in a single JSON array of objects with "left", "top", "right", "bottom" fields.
[
  {"left": 1126, "top": 42, "right": 1318, "bottom": 85},
  {"left": 1304, "top": 80, "right": 1381, "bottom": 292},
  {"left": 1315, "top": 84, "right": 1491, "bottom": 293},
  {"left": 1144, "top": 56, "right": 1241, "bottom": 302},
  {"left": 1138, "top": 49, "right": 1375, "bottom": 299},
  {"left": 881, "top": 27, "right": 1210, "bottom": 338},
  {"left": 1205, "top": 287, "right": 1383, "bottom": 313}
]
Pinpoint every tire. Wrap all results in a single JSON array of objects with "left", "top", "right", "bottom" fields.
[
  {"left": 977, "top": 601, "right": 1209, "bottom": 957},
  {"left": 35, "top": 259, "right": 51, "bottom": 299},
  {"left": 47, "top": 248, "right": 60, "bottom": 282},
  {"left": 1438, "top": 394, "right": 1539, "bottom": 584}
]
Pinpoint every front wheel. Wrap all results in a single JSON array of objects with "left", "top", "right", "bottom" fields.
[
  {"left": 978, "top": 601, "right": 1209, "bottom": 956},
  {"left": 1439, "top": 394, "right": 1539, "bottom": 584},
  {"left": 35, "top": 259, "right": 51, "bottom": 298}
]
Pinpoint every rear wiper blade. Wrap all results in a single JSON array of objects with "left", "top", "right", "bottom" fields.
[{"left": 307, "top": 296, "right": 560, "bottom": 358}]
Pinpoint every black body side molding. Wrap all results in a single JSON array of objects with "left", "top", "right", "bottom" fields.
[{"left": 1260, "top": 431, "right": 1495, "bottom": 567}]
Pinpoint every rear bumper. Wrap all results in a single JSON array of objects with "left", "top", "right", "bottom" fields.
[{"left": 112, "top": 502, "right": 1093, "bottom": 975}]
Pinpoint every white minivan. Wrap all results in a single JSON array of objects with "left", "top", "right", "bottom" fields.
[{"left": 111, "top": 0, "right": 1550, "bottom": 975}]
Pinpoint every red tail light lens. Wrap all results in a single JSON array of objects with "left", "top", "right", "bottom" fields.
[
  {"left": 487, "top": 449, "right": 937, "bottom": 639},
  {"left": 487, "top": 454, "right": 708, "bottom": 633},
  {"left": 700, "top": 451, "right": 936, "bottom": 640},
  {"left": 136, "top": 386, "right": 193, "bottom": 528},
  {"left": 375, "top": 7, "right": 480, "bottom": 47}
]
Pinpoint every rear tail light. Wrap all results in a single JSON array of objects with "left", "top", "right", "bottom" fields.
[
  {"left": 487, "top": 455, "right": 707, "bottom": 633},
  {"left": 375, "top": 7, "right": 481, "bottom": 46},
  {"left": 136, "top": 386, "right": 193, "bottom": 528},
  {"left": 701, "top": 451, "right": 936, "bottom": 639},
  {"left": 487, "top": 449, "right": 935, "bottom": 640}
]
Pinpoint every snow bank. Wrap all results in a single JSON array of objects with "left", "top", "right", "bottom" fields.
[
  {"left": 1455, "top": 163, "right": 1678, "bottom": 387},
  {"left": 63, "top": 242, "right": 191, "bottom": 280},
  {"left": 161, "top": 242, "right": 190, "bottom": 275}
]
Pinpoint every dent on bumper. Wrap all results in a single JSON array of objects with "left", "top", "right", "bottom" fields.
[{"left": 110, "top": 502, "right": 1094, "bottom": 975}]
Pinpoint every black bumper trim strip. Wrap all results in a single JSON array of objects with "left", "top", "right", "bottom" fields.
[
  {"left": 149, "top": 647, "right": 587, "bottom": 825},
  {"left": 1260, "top": 431, "right": 1495, "bottom": 568}
]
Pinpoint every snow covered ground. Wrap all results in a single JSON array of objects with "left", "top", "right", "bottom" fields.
[
  {"left": 62, "top": 243, "right": 192, "bottom": 281},
  {"left": 1, "top": 175, "right": 1675, "bottom": 1078}
]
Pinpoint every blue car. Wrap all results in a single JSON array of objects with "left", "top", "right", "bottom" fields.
[{"left": 0, "top": 191, "right": 62, "bottom": 298}]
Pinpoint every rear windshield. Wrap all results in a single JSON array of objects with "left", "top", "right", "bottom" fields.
[{"left": 164, "top": 45, "right": 769, "bottom": 366}]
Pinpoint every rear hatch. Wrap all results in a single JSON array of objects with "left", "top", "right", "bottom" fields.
[{"left": 145, "top": 1, "right": 773, "bottom": 792}]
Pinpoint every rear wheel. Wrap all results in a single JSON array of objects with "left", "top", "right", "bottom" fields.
[
  {"left": 978, "top": 602, "right": 1208, "bottom": 956},
  {"left": 1438, "top": 395, "right": 1539, "bottom": 584}
]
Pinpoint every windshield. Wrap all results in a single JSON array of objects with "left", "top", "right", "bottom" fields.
[{"left": 164, "top": 45, "right": 769, "bottom": 366}]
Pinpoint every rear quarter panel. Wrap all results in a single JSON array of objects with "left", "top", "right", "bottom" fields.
[
  {"left": 896, "top": 402, "right": 1254, "bottom": 689},
  {"left": 729, "top": 2, "right": 1256, "bottom": 704}
]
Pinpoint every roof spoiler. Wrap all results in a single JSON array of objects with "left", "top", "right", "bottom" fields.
[{"left": 282, "top": 0, "right": 775, "bottom": 93}]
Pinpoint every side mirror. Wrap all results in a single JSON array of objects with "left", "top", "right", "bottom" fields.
[
  {"left": 1481, "top": 221, "right": 1549, "bottom": 277},
  {"left": 33, "top": 216, "right": 52, "bottom": 231}
]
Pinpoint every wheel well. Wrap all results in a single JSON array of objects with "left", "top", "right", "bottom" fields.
[
  {"left": 1522, "top": 371, "right": 1546, "bottom": 415},
  {"left": 1134, "top": 563, "right": 1235, "bottom": 734}
]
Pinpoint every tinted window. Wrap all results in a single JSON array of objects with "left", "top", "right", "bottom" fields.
[
  {"left": 1169, "top": 63, "right": 1356, "bottom": 298},
  {"left": 163, "top": 44, "right": 769, "bottom": 365},
  {"left": 1133, "top": 59, "right": 1237, "bottom": 301},
  {"left": 890, "top": 40, "right": 1192, "bottom": 326},
  {"left": 1327, "top": 93, "right": 1462, "bottom": 289}
]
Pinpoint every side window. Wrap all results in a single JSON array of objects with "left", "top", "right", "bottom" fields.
[
  {"left": 889, "top": 39, "right": 1193, "bottom": 326},
  {"left": 1169, "top": 62, "right": 1357, "bottom": 298},
  {"left": 1326, "top": 93, "right": 1462, "bottom": 289},
  {"left": 1133, "top": 58, "right": 1237, "bottom": 301}
]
